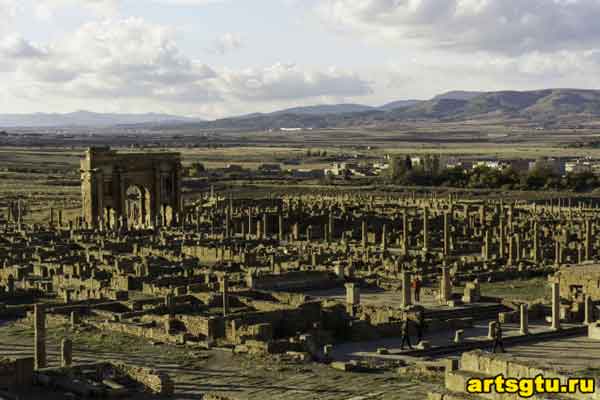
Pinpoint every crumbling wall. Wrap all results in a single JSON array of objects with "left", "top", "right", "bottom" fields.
[{"left": 114, "top": 362, "right": 174, "bottom": 396}]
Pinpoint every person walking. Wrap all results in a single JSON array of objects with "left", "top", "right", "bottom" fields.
[
  {"left": 413, "top": 277, "right": 422, "bottom": 302},
  {"left": 416, "top": 311, "right": 427, "bottom": 343},
  {"left": 400, "top": 318, "right": 413, "bottom": 350},
  {"left": 492, "top": 321, "right": 505, "bottom": 353}
]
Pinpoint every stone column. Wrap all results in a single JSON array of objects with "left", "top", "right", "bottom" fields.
[
  {"left": 70, "top": 311, "right": 79, "bottom": 328},
  {"left": 278, "top": 213, "right": 284, "bottom": 241},
  {"left": 402, "top": 212, "right": 408, "bottom": 255},
  {"left": 34, "top": 304, "right": 46, "bottom": 369},
  {"left": 220, "top": 276, "right": 229, "bottom": 317},
  {"left": 422, "top": 207, "right": 429, "bottom": 252},
  {"left": 585, "top": 295, "right": 594, "bottom": 325},
  {"left": 554, "top": 238, "right": 562, "bottom": 267},
  {"left": 532, "top": 221, "right": 539, "bottom": 263},
  {"left": 345, "top": 283, "right": 360, "bottom": 306},
  {"left": 443, "top": 212, "right": 450, "bottom": 256},
  {"left": 262, "top": 213, "right": 269, "bottom": 238},
  {"left": 440, "top": 266, "right": 451, "bottom": 303},
  {"left": 487, "top": 321, "right": 497, "bottom": 339},
  {"left": 479, "top": 205, "right": 485, "bottom": 225},
  {"left": 482, "top": 230, "right": 490, "bottom": 261},
  {"left": 61, "top": 338, "right": 73, "bottom": 367},
  {"left": 507, "top": 234, "right": 514, "bottom": 266},
  {"left": 585, "top": 219, "right": 592, "bottom": 261},
  {"left": 224, "top": 214, "right": 230, "bottom": 239},
  {"left": 329, "top": 212, "right": 334, "bottom": 241},
  {"left": 520, "top": 303, "right": 529, "bottom": 335},
  {"left": 498, "top": 216, "right": 504, "bottom": 259},
  {"left": 256, "top": 220, "right": 262, "bottom": 240},
  {"left": 248, "top": 212, "right": 253, "bottom": 239},
  {"left": 401, "top": 271, "right": 411, "bottom": 307},
  {"left": 515, "top": 233, "right": 521, "bottom": 262},
  {"left": 16, "top": 199, "right": 22, "bottom": 231},
  {"left": 551, "top": 280, "right": 561, "bottom": 330},
  {"left": 334, "top": 263, "right": 345, "bottom": 279},
  {"left": 361, "top": 220, "right": 368, "bottom": 248}
]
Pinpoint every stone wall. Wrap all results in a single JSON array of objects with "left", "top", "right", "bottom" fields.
[
  {"left": 559, "top": 264, "right": 600, "bottom": 300},
  {"left": 249, "top": 271, "right": 340, "bottom": 291},
  {"left": 226, "top": 301, "right": 322, "bottom": 342},
  {"left": 114, "top": 362, "right": 174, "bottom": 396}
]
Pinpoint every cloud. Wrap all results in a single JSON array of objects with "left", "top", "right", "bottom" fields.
[
  {"left": 35, "top": 0, "right": 119, "bottom": 19},
  {"left": 0, "top": 17, "right": 373, "bottom": 117},
  {"left": 0, "top": 0, "right": 16, "bottom": 18},
  {"left": 209, "top": 33, "right": 243, "bottom": 55},
  {"left": 0, "top": 34, "right": 47, "bottom": 58},
  {"left": 150, "top": 0, "right": 228, "bottom": 4},
  {"left": 317, "top": 0, "right": 600, "bottom": 55},
  {"left": 380, "top": 48, "right": 600, "bottom": 100},
  {"left": 34, "top": 0, "right": 228, "bottom": 18},
  {"left": 7, "top": 17, "right": 220, "bottom": 103},
  {"left": 220, "top": 62, "right": 372, "bottom": 101}
]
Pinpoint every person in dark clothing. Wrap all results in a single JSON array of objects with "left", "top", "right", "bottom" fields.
[
  {"left": 412, "top": 277, "right": 422, "bottom": 302},
  {"left": 492, "top": 321, "right": 505, "bottom": 353},
  {"left": 416, "top": 312, "right": 426, "bottom": 343},
  {"left": 400, "top": 318, "right": 413, "bottom": 350}
]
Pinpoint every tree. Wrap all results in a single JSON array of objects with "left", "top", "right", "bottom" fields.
[
  {"left": 389, "top": 155, "right": 412, "bottom": 181},
  {"left": 188, "top": 162, "right": 206, "bottom": 177}
]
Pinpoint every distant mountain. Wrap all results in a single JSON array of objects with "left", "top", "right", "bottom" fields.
[
  {"left": 432, "top": 91, "right": 484, "bottom": 101},
  {"left": 189, "top": 89, "right": 600, "bottom": 131},
  {"left": 271, "top": 104, "right": 376, "bottom": 116},
  {"left": 387, "top": 89, "right": 600, "bottom": 121},
  {"left": 378, "top": 100, "right": 421, "bottom": 111},
  {"left": 0, "top": 110, "right": 202, "bottom": 127},
  {"left": 7, "top": 88, "right": 600, "bottom": 130}
]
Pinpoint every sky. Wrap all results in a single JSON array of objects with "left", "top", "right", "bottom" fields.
[{"left": 2, "top": 0, "right": 600, "bottom": 119}]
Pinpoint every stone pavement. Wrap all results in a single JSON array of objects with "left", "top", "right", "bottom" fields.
[{"left": 0, "top": 327, "right": 439, "bottom": 400}]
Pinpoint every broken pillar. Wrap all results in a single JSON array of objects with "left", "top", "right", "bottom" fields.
[
  {"left": 61, "top": 338, "right": 73, "bottom": 367},
  {"left": 440, "top": 266, "right": 451, "bottom": 303},
  {"left": 443, "top": 212, "right": 450, "bottom": 256},
  {"left": 401, "top": 271, "right": 411, "bottom": 307},
  {"left": 532, "top": 221, "right": 539, "bottom": 263},
  {"left": 278, "top": 213, "right": 284, "bottom": 241},
  {"left": 551, "top": 279, "right": 561, "bottom": 330},
  {"left": 422, "top": 207, "right": 429, "bottom": 252},
  {"left": 402, "top": 212, "right": 408, "bottom": 255},
  {"left": 221, "top": 275, "right": 229, "bottom": 316},
  {"left": 488, "top": 321, "right": 497, "bottom": 339},
  {"left": 34, "top": 304, "right": 46, "bottom": 369},
  {"left": 520, "top": 303, "right": 529, "bottom": 335},
  {"left": 345, "top": 283, "right": 360, "bottom": 306},
  {"left": 361, "top": 220, "right": 367, "bottom": 248},
  {"left": 585, "top": 295, "right": 594, "bottom": 325},
  {"left": 585, "top": 219, "right": 592, "bottom": 261},
  {"left": 454, "top": 330, "right": 464, "bottom": 343}
]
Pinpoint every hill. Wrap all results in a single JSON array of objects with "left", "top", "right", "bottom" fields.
[
  {"left": 197, "top": 89, "right": 600, "bottom": 130},
  {"left": 0, "top": 110, "right": 202, "bottom": 128}
]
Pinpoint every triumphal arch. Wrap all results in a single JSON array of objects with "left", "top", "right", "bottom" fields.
[{"left": 80, "top": 146, "right": 182, "bottom": 229}]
